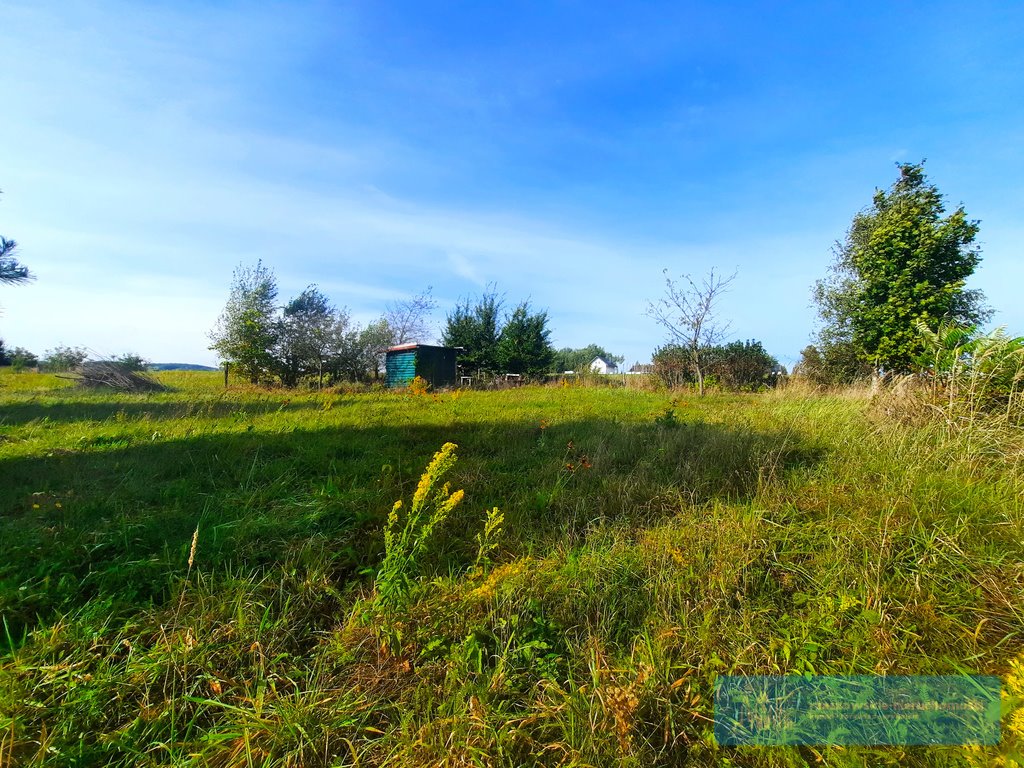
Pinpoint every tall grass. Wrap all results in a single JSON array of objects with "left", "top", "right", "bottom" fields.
[{"left": 1, "top": 369, "right": 1022, "bottom": 765}]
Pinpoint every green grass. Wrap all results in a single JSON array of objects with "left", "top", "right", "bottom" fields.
[{"left": 1, "top": 369, "right": 1022, "bottom": 766}]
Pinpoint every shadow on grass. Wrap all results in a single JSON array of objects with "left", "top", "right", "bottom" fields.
[
  {"left": 0, "top": 396, "right": 333, "bottom": 426},
  {"left": 0, "top": 415, "right": 823, "bottom": 648}
]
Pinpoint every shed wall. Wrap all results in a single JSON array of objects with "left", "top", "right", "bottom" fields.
[
  {"left": 415, "top": 346, "right": 457, "bottom": 389},
  {"left": 385, "top": 350, "right": 417, "bottom": 388},
  {"left": 385, "top": 346, "right": 458, "bottom": 389}
]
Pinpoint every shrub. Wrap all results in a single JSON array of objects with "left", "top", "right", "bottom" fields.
[
  {"left": 915, "top": 320, "right": 1024, "bottom": 419},
  {"left": 407, "top": 375, "right": 430, "bottom": 396},
  {"left": 651, "top": 344, "right": 690, "bottom": 388},
  {"left": 9, "top": 346, "right": 37, "bottom": 372},
  {"left": 41, "top": 344, "right": 88, "bottom": 372},
  {"left": 794, "top": 343, "right": 873, "bottom": 387},
  {"left": 654, "top": 340, "right": 780, "bottom": 391},
  {"left": 706, "top": 339, "right": 780, "bottom": 390},
  {"left": 113, "top": 353, "right": 149, "bottom": 372}
]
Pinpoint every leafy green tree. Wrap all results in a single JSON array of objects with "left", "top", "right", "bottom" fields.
[
  {"left": 274, "top": 286, "right": 353, "bottom": 388},
  {"left": 795, "top": 345, "right": 826, "bottom": 384},
  {"left": 329, "top": 331, "right": 366, "bottom": 383},
  {"left": 354, "top": 318, "right": 393, "bottom": 381},
  {"left": 9, "top": 346, "right": 37, "bottom": 371},
  {"left": 442, "top": 287, "right": 502, "bottom": 375},
  {"left": 209, "top": 261, "right": 279, "bottom": 384},
  {"left": 915, "top": 320, "right": 1024, "bottom": 412},
  {"left": 495, "top": 301, "right": 554, "bottom": 376},
  {"left": 813, "top": 162, "right": 989, "bottom": 375}
]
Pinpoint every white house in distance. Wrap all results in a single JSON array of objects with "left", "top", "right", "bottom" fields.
[{"left": 590, "top": 355, "right": 619, "bottom": 374}]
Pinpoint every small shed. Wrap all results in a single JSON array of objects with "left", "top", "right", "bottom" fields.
[{"left": 385, "top": 344, "right": 459, "bottom": 389}]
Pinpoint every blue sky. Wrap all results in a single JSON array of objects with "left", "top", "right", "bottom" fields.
[{"left": 1, "top": 1, "right": 1022, "bottom": 368}]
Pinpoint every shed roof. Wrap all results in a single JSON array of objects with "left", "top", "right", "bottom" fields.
[{"left": 386, "top": 343, "right": 459, "bottom": 353}]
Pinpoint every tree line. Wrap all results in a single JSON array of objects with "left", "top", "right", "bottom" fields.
[
  {"left": 209, "top": 267, "right": 643, "bottom": 387},
  {"left": 645, "top": 162, "right": 1009, "bottom": 395},
  {"left": 439, "top": 289, "right": 627, "bottom": 377},
  {"left": 439, "top": 287, "right": 556, "bottom": 376},
  {"left": 551, "top": 344, "right": 624, "bottom": 374},
  {"left": 7, "top": 162, "right": 1004, "bottom": 395},
  {"left": 208, "top": 262, "right": 414, "bottom": 386}
]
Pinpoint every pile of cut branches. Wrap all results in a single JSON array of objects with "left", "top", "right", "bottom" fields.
[{"left": 69, "top": 361, "right": 168, "bottom": 392}]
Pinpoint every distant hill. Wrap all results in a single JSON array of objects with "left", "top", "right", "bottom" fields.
[{"left": 149, "top": 363, "right": 219, "bottom": 371}]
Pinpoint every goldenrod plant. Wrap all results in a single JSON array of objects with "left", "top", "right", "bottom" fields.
[
  {"left": 472, "top": 506, "right": 504, "bottom": 575},
  {"left": 375, "top": 442, "right": 464, "bottom": 609}
]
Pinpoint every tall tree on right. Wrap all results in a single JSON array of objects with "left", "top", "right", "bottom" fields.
[{"left": 813, "top": 162, "right": 990, "bottom": 377}]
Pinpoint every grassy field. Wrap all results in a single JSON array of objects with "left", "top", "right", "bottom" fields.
[{"left": 1, "top": 369, "right": 1023, "bottom": 766}]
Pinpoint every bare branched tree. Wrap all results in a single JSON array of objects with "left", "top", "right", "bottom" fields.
[
  {"left": 647, "top": 267, "right": 737, "bottom": 395},
  {"left": 384, "top": 286, "right": 438, "bottom": 345}
]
